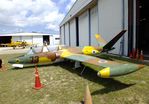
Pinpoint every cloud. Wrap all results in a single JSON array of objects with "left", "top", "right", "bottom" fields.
[{"left": 0, "top": 0, "right": 76, "bottom": 34}]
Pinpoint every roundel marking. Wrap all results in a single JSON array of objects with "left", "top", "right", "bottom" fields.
[{"left": 98, "top": 59, "right": 108, "bottom": 63}]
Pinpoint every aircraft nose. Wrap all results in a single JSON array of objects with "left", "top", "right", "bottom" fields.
[{"left": 8, "top": 58, "right": 20, "bottom": 64}]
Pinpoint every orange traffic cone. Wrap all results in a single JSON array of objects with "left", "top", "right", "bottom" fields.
[
  {"left": 132, "top": 48, "right": 136, "bottom": 59},
  {"left": 129, "top": 52, "right": 133, "bottom": 59},
  {"left": 139, "top": 50, "right": 144, "bottom": 61},
  {"left": 84, "top": 85, "right": 93, "bottom": 104},
  {"left": 135, "top": 49, "right": 139, "bottom": 60},
  {"left": 33, "top": 66, "right": 43, "bottom": 90}
]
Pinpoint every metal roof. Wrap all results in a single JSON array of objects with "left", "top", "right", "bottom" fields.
[
  {"left": 60, "top": 0, "right": 93, "bottom": 26},
  {"left": 0, "top": 32, "right": 57, "bottom": 36}
]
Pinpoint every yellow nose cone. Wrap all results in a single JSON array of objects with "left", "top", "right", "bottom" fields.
[{"left": 97, "top": 67, "right": 110, "bottom": 78}]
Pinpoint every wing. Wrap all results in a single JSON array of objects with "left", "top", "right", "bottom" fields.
[{"left": 59, "top": 49, "right": 144, "bottom": 78}]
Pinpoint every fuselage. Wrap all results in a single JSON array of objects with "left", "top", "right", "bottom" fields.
[
  {"left": 8, "top": 51, "right": 61, "bottom": 68},
  {"left": 8, "top": 46, "right": 102, "bottom": 68}
]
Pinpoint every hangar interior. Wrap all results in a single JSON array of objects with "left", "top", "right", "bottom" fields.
[
  {"left": 0, "top": 36, "right": 11, "bottom": 44},
  {"left": 136, "top": 0, "right": 149, "bottom": 57},
  {"left": 43, "top": 35, "right": 50, "bottom": 45}
]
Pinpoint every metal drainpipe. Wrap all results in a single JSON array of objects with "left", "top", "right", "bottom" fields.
[
  {"left": 120, "top": 0, "right": 125, "bottom": 56},
  {"left": 97, "top": 0, "right": 100, "bottom": 36},
  {"left": 88, "top": 9, "right": 91, "bottom": 46},
  {"left": 64, "top": 25, "right": 66, "bottom": 45},
  {"left": 68, "top": 22, "right": 71, "bottom": 46}
]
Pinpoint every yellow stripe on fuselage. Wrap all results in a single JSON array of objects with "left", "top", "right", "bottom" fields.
[
  {"left": 39, "top": 57, "right": 51, "bottom": 63},
  {"left": 60, "top": 49, "right": 72, "bottom": 57}
]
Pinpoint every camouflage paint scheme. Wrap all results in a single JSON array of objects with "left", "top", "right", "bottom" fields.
[
  {"left": 8, "top": 30, "right": 144, "bottom": 78},
  {"left": 8, "top": 46, "right": 144, "bottom": 78},
  {"left": 58, "top": 49, "right": 144, "bottom": 78}
]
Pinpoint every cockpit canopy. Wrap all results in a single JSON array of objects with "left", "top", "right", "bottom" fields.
[{"left": 26, "top": 45, "right": 67, "bottom": 55}]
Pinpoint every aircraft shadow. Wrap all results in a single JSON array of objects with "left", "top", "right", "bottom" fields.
[
  {"left": 56, "top": 61, "right": 136, "bottom": 95},
  {"left": 10, "top": 61, "right": 135, "bottom": 94}
]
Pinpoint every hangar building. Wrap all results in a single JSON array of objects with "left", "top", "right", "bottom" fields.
[
  {"left": 0, "top": 33, "right": 60, "bottom": 46},
  {"left": 60, "top": 0, "right": 149, "bottom": 58}
]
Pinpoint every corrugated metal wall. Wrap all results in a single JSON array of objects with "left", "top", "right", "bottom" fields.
[
  {"left": 12, "top": 36, "right": 21, "bottom": 42},
  {"left": 70, "top": 19, "right": 77, "bottom": 46},
  {"left": 52, "top": 35, "right": 60, "bottom": 45},
  {"left": 32, "top": 36, "right": 43, "bottom": 46},
  {"left": 60, "top": 0, "right": 129, "bottom": 55},
  {"left": 90, "top": 5, "right": 98, "bottom": 46},
  {"left": 98, "top": 0, "right": 126, "bottom": 55},
  {"left": 50, "top": 36, "right": 54, "bottom": 45},
  {"left": 21, "top": 36, "right": 32, "bottom": 43},
  {"left": 60, "top": 26, "right": 65, "bottom": 45},
  {"left": 78, "top": 11, "right": 89, "bottom": 46},
  {"left": 64, "top": 23, "right": 70, "bottom": 46}
]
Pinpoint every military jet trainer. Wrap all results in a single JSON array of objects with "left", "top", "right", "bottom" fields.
[{"left": 8, "top": 30, "right": 144, "bottom": 78}]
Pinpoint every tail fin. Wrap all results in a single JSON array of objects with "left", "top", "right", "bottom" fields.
[
  {"left": 102, "top": 30, "right": 126, "bottom": 52},
  {"left": 95, "top": 30, "right": 126, "bottom": 52},
  {"left": 95, "top": 34, "right": 107, "bottom": 46}
]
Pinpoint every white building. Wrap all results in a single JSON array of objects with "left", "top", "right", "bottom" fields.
[
  {"left": 0, "top": 33, "right": 60, "bottom": 46},
  {"left": 60, "top": 0, "right": 149, "bottom": 58}
]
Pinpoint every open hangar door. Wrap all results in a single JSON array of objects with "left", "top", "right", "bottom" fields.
[
  {"left": 136, "top": 0, "right": 149, "bottom": 59},
  {"left": 43, "top": 35, "right": 50, "bottom": 45},
  {"left": 0, "top": 36, "right": 12, "bottom": 44}
]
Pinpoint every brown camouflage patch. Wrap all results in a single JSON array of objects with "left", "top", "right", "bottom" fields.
[
  {"left": 67, "top": 47, "right": 82, "bottom": 54},
  {"left": 85, "top": 57, "right": 120, "bottom": 66}
]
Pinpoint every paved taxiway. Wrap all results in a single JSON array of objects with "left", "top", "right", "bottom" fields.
[{"left": 0, "top": 47, "right": 30, "bottom": 55}]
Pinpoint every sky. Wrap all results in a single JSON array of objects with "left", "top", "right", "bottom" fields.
[{"left": 0, "top": 0, "right": 76, "bottom": 34}]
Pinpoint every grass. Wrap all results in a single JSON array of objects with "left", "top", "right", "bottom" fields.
[{"left": 0, "top": 53, "right": 149, "bottom": 104}]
